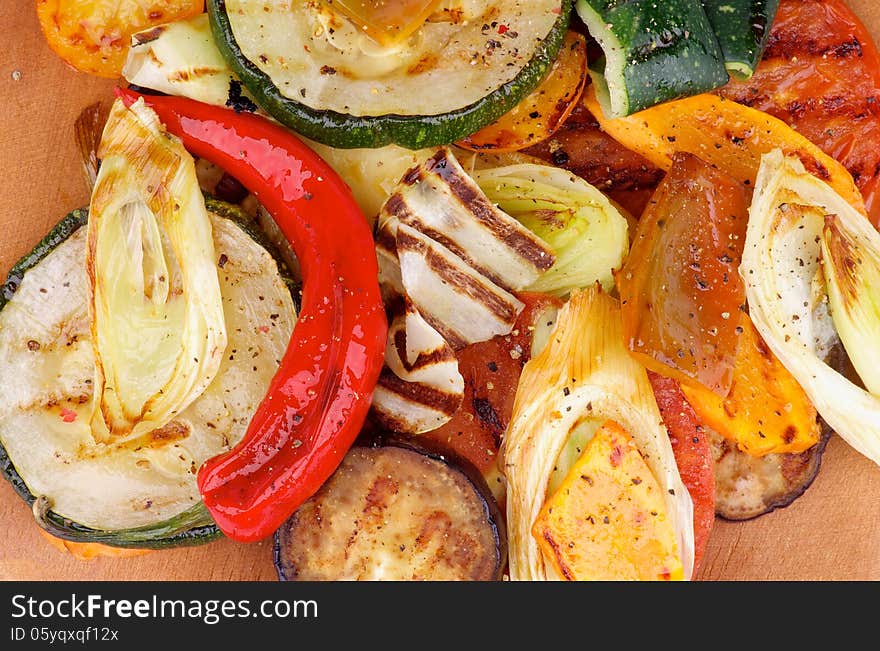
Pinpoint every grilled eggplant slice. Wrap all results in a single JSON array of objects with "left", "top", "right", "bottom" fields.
[
  {"left": 710, "top": 424, "right": 830, "bottom": 521},
  {"left": 274, "top": 439, "right": 506, "bottom": 581},
  {"left": 710, "top": 346, "right": 846, "bottom": 520}
]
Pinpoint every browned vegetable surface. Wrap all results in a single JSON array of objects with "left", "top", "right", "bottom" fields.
[
  {"left": 2, "top": 0, "right": 880, "bottom": 582},
  {"left": 523, "top": 98, "right": 663, "bottom": 217},
  {"left": 711, "top": 425, "right": 831, "bottom": 521},
  {"left": 274, "top": 442, "right": 506, "bottom": 581}
]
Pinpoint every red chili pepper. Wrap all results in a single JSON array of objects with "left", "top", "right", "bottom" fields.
[{"left": 116, "top": 88, "right": 387, "bottom": 542}]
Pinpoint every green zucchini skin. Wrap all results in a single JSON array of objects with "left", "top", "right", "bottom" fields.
[
  {"left": 577, "top": 0, "right": 730, "bottom": 117},
  {"left": 702, "top": 0, "right": 780, "bottom": 79},
  {"left": 207, "top": 0, "right": 573, "bottom": 150},
  {"left": 0, "top": 199, "right": 292, "bottom": 549},
  {"left": 33, "top": 497, "right": 222, "bottom": 549}
]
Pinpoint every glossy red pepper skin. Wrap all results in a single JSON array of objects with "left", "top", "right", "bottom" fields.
[{"left": 117, "top": 89, "right": 387, "bottom": 542}]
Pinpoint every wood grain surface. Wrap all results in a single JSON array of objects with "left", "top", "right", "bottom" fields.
[{"left": 2, "top": 2, "right": 879, "bottom": 582}]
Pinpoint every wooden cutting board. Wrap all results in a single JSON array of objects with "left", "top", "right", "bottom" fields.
[{"left": 2, "top": 2, "right": 879, "bottom": 582}]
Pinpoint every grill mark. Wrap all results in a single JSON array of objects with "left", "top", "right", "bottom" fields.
[
  {"left": 434, "top": 153, "right": 555, "bottom": 273},
  {"left": 396, "top": 227, "right": 521, "bottom": 346},
  {"left": 472, "top": 397, "right": 505, "bottom": 447},
  {"left": 422, "top": 319, "right": 468, "bottom": 351},
  {"left": 777, "top": 94, "right": 877, "bottom": 122},
  {"left": 796, "top": 153, "right": 831, "bottom": 181},
  {"left": 374, "top": 219, "right": 397, "bottom": 255},
  {"left": 392, "top": 327, "right": 455, "bottom": 372},
  {"left": 398, "top": 211, "right": 517, "bottom": 291},
  {"left": 362, "top": 476, "right": 398, "bottom": 525},
  {"left": 168, "top": 66, "right": 225, "bottom": 82},
  {"left": 414, "top": 511, "right": 454, "bottom": 551},
  {"left": 376, "top": 368, "right": 461, "bottom": 416},
  {"left": 132, "top": 25, "right": 165, "bottom": 44},
  {"left": 764, "top": 34, "right": 864, "bottom": 60}
]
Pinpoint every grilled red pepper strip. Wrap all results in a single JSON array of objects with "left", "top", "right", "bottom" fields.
[
  {"left": 647, "top": 372, "right": 715, "bottom": 572},
  {"left": 117, "top": 88, "right": 387, "bottom": 542}
]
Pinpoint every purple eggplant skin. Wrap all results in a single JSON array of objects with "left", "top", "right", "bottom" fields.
[
  {"left": 274, "top": 434, "right": 507, "bottom": 581},
  {"left": 712, "top": 343, "right": 846, "bottom": 521},
  {"left": 711, "top": 420, "right": 830, "bottom": 521}
]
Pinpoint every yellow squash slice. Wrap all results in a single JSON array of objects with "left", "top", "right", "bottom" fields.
[{"left": 533, "top": 420, "right": 683, "bottom": 581}]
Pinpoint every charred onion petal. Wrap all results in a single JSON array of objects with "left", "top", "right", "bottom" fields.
[
  {"left": 742, "top": 149, "right": 880, "bottom": 467},
  {"left": 87, "top": 98, "right": 227, "bottom": 443}
]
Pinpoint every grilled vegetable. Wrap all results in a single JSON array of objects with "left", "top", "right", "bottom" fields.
[
  {"left": 371, "top": 148, "right": 555, "bottom": 434},
  {"left": 123, "top": 13, "right": 241, "bottom": 109},
  {"left": 376, "top": 149, "right": 554, "bottom": 348},
  {"left": 35, "top": 0, "right": 203, "bottom": 78},
  {"left": 88, "top": 97, "right": 227, "bottom": 443},
  {"left": 457, "top": 31, "right": 587, "bottom": 153},
  {"left": 618, "top": 152, "right": 748, "bottom": 396},
  {"left": 680, "top": 315, "right": 821, "bottom": 457},
  {"left": 702, "top": 0, "right": 779, "bottom": 79},
  {"left": 821, "top": 216, "right": 880, "bottom": 395},
  {"left": 504, "top": 287, "right": 695, "bottom": 580},
  {"left": 207, "top": 0, "right": 572, "bottom": 148},
  {"left": 0, "top": 199, "right": 296, "bottom": 547},
  {"left": 742, "top": 149, "right": 880, "bottom": 467},
  {"left": 584, "top": 89, "right": 866, "bottom": 215},
  {"left": 274, "top": 439, "right": 505, "bottom": 581},
  {"left": 710, "top": 423, "right": 831, "bottom": 520},
  {"left": 575, "top": 0, "right": 729, "bottom": 118},
  {"left": 472, "top": 162, "right": 629, "bottom": 297},
  {"left": 117, "top": 89, "right": 387, "bottom": 543},
  {"left": 718, "top": 0, "right": 880, "bottom": 229},
  {"left": 648, "top": 373, "right": 715, "bottom": 571},
  {"left": 533, "top": 420, "right": 684, "bottom": 581},
  {"left": 372, "top": 299, "right": 465, "bottom": 435}
]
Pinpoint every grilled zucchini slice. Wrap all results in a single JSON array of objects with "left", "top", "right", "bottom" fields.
[
  {"left": 0, "top": 201, "right": 296, "bottom": 548},
  {"left": 208, "top": 0, "right": 572, "bottom": 149}
]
